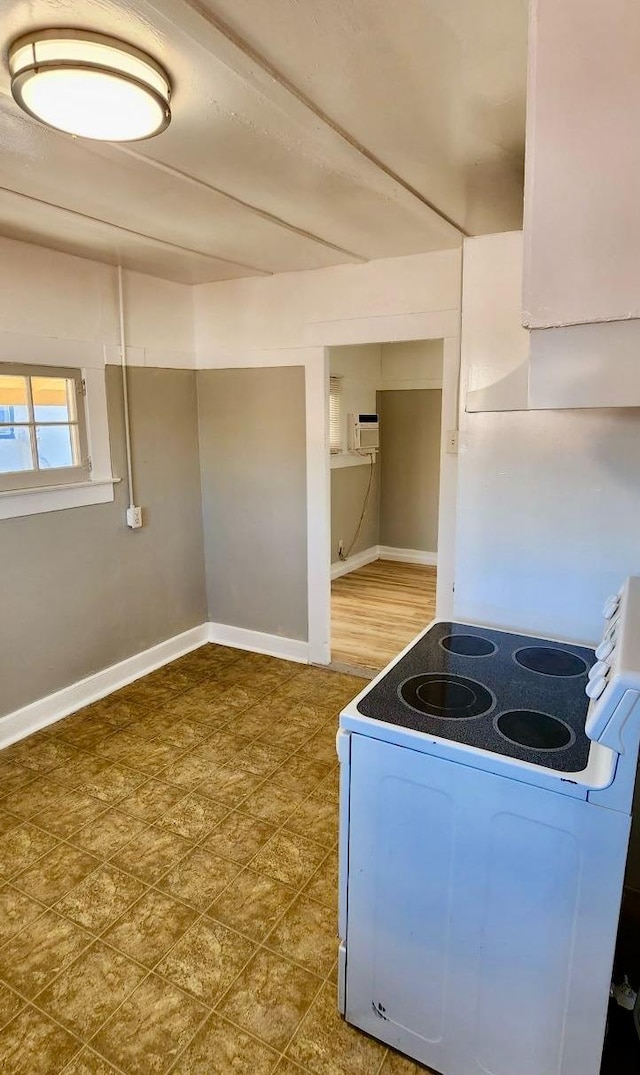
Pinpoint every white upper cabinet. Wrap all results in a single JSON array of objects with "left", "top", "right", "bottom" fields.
[
  {"left": 523, "top": 0, "right": 640, "bottom": 330},
  {"left": 464, "top": 230, "right": 640, "bottom": 412},
  {"left": 463, "top": 232, "right": 529, "bottom": 413}
]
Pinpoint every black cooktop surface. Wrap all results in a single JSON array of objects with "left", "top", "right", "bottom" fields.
[{"left": 355, "top": 621, "right": 596, "bottom": 773}]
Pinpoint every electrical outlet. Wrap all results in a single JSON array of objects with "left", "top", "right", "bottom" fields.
[
  {"left": 126, "top": 505, "right": 143, "bottom": 529},
  {"left": 338, "top": 539, "right": 344, "bottom": 557}
]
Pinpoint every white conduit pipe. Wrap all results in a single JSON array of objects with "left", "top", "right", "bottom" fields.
[{"left": 117, "top": 265, "right": 135, "bottom": 511}]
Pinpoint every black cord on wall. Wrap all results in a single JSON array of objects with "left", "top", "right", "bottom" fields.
[{"left": 339, "top": 451, "right": 376, "bottom": 561}]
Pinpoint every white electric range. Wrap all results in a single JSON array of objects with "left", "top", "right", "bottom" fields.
[{"left": 337, "top": 577, "right": 640, "bottom": 1075}]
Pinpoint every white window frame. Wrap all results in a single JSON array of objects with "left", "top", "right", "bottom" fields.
[
  {"left": 0, "top": 363, "right": 91, "bottom": 491},
  {"left": 0, "top": 362, "right": 116, "bottom": 521}
]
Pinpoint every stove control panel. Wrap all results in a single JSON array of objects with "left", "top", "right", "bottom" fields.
[{"left": 585, "top": 577, "right": 640, "bottom": 752}]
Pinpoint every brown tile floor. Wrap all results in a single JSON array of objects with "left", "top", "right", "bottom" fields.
[{"left": 0, "top": 645, "right": 430, "bottom": 1075}]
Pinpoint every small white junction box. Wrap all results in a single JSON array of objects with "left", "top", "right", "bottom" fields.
[{"left": 126, "top": 505, "right": 143, "bottom": 529}]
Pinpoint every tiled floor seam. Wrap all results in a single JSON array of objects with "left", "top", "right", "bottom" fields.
[
  {"left": 277, "top": 970, "right": 330, "bottom": 1070},
  {"left": 163, "top": 1007, "right": 312, "bottom": 1075},
  {"left": 6, "top": 843, "right": 103, "bottom": 907},
  {"left": 1, "top": 853, "right": 337, "bottom": 1064},
  {"left": 0, "top": 675, "right": 254, "bottom": 778},
  {"left": 2, "top": 774, "right": 336, "bottom": 957},
  {"left": 77, "top": 898, "right": 277, "bottom": 1072},
  {"left": 206, "top": 943, "right": 326, "bottom": 1073},
  {"left": 0, "top": 884, "right": 59, "bottom": 947},
  {"left": 0, "top": 973, "right": 100, "bottom": 1065},
  {"left": 22, "top": 868, "right": 325, "bottom": 1049},
  {"left": 4, "top": 808, "right": 333, "bottom": 935},
  {"left": 82, "top": 965, "right": 200, "bottom": 1070},
  {"left": 8, "top": 675, "right": 336, "bottom": 804},
  {"left": 186, "top": 784, "right": 335, "bottom": 913},
  {"left": 50, "top": 691, "right": 315, "bottom": 798},
  {"left": 75, "top": 802, "right": 335, "bottom": 1063},
  {"left": 2, "top": 651, "right": 292, "bottom": 760},
  {"left": 10, "top": 885, "right": 234, "bottom": 1070},
  {"left": 376, "top": 1049, "right": 391, "bottom": 1074},
  {"left": 109, "top": 863, "right": 329, "bottom": 993},
  {"left": 0, "top": 657, "right": 353, "bottom": 1074},
  {"left": 58, "top": 1043, "right": 131, "bottom": 1075},
  {"left": 96, "top": 737, "right": 337, "bottom": 884},
  {"left": 1, "top": 758, "right": 335, "bottom": 949},
  {"left": 89, "top": 908, "right": 330, "bottom": 1043}
]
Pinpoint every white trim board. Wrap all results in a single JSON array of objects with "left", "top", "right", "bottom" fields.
[
  {"left": 378, "top": 379, "right": 443, "bottom": 392},
  {"left": 331, "top": 545, "right": 437, "bottom": 579},
  {"left": 330, "top": 453, "right": 372, "bottom": 470},
  {"left": 207, "top": 622, "right": 308, "bottom": 663},
  {"left": 378, "top": 546, "right": 438, "bottom": 566},
  {"left": 0, "top": 624, "right": 209, "bottom": 750},
  {"left": 331, "top": 545, "right": 379, "bottom": 580},
  {"left": 0, "top": 478, "right": 117, "bottom": 521},
  {"left": 0, "top": 622, "right": 310, "bottom": 750}
]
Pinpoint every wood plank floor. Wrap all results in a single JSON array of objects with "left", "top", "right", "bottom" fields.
[{"left": 331, "top": 559, "right": 437, "bottom": 672}]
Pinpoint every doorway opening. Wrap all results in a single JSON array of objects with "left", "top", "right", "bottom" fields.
[{"left": 328, "top": 340, "right": 444, "bottom": 675}]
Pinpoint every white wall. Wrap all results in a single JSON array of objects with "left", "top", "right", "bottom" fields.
[
  {"left": 380, "top": 339, "right": 443, "bottom": 389},
  {"left": 0, "top": 235, "right": 195, "bottom": 370},
  {"left": 456, "top": 231, "right": 640, "bottom": 643},
  {"left": 194, "top": 250, "right": 461, "bottom": 357},
  {"left": 329, "top": 344, "right": 381, "bottom": 466},
  {"left": 462, "top": 231, "right": 529, "bottom": 409}
]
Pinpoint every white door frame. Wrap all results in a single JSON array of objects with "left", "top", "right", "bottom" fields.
[
  {"left": 435, "top": 334, "right": 461, "bottom": 620},
  {"left": 322, "top": 333, "right": 460, "bottom": 665}
]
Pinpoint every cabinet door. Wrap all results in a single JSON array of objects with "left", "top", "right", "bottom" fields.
[
  {"left": 344, "top": 733, "right": 629, "bottom": 1075},
  {"left": 523, "top": 0, "right": 640, "bottom": 329}
]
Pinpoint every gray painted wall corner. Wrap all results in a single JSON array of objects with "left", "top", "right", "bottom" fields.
[{"left": 197, "top": 365, "right": 308, "bottom": 641}]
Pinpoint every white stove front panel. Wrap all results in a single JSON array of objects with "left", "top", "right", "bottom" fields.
[{"left": 343, "top": 732, "right": 629, "bottom": 1075}]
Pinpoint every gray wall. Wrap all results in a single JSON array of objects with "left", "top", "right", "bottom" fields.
[
  {"left": 331, "top": 463, "right": 380, "bottom": 562},
  {"left": 197, "top": 366, "right": 308, "bottom": 640},
  {"left": 0, "top": 366, "right": 207, "bottom": 719},
  {"left": 378, "top": 389, "right": 442, "bottom": 552}
]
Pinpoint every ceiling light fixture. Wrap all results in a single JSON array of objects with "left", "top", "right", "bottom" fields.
[{"left": 8, "top": 29, "right": 171, "bottom": 141}]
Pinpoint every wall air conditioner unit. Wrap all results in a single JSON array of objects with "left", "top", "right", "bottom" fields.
[{"left": 348, "top": 413, "right": 379, "bottom": 452}]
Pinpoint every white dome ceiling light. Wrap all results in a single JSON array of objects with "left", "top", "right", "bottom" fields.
[{"left": 8, "top": 29, "right": 171, "bottom": 141}]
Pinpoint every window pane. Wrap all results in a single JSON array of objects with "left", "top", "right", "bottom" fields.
[
  {"left": 31, "top": 376, "right": 77, "bottom": 423},
  {"left": 36, "top": 424, "right": 76, "bottom": 469},
  {"left": 0, "top": 375, "right": 30, "bottom": 422},
  {"left": 0, "top": 426, "right": 34, "bottom": 473}
]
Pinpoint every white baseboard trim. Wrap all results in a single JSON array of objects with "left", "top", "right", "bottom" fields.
[
  {"left": 331, "top": 545, "right": 379, "bottom": 580},
  {"left": 207, "top": 622, "right": 308, "bottom": 664},
  {"left": 378, "top": 545, "right": 438, "bottom": 566},
  {"left": 331, "top": 544, "right": 437, "bottom": 578},
  {"left": 0, "top": 624, "right": 209, "bottom": 751},
  {"left": 0, "top": 620, "right": 313, "bottom": 752}
]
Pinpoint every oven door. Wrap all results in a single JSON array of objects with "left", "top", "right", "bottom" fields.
[{"left": 344, "top": 731, "right": 629, "bottom": 1075}]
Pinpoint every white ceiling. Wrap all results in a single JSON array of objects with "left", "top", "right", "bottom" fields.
[{"left": 0, "top": 0, "right": 528, "bottom": 283}]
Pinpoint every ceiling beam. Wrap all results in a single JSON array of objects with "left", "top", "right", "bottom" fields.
[
  {"left": 113, "top": 146, "right": 367, "bottom": 262},
  {"left": 0, "top": 183, "right": 270, "bottom": 274},
  {"left": 174, "top": 0, "right": 469, "bottom": 237}
]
